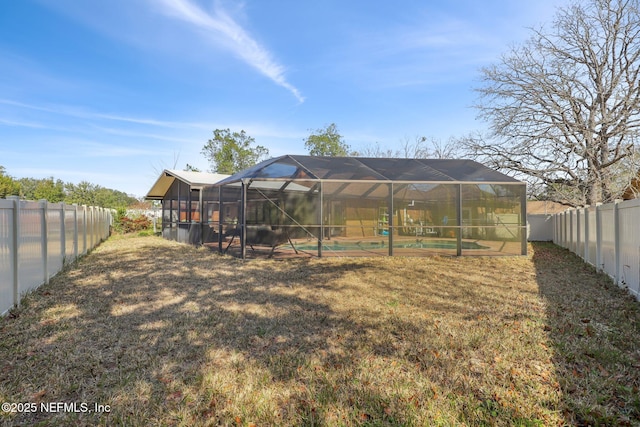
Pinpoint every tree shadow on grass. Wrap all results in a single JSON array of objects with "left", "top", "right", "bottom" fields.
[
  {"left": 7, "top": 237, "right": 639, "bottom": 425},
  {"left": 531, "top": 242, "right": 640, "bottom": 426},
  {"left": 1, "top": 237, "right": 414, "bottom": 425}
]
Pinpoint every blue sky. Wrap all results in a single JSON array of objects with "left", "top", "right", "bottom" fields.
[{"left": 0, "top": 0, "right": 568, "bottom": 198}]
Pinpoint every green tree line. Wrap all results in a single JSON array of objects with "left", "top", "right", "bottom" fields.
[{"left": 0, "top": 166, "right": 137, "bottom": 208}]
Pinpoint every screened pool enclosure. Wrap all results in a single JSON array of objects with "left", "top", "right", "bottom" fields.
[{"left": 199, "top": 156, "right": 527, "bottom": 258}]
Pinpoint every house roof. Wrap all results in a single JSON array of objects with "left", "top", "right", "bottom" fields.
[
  {"left": 526, "top": 200, "right": 570, "bottom": 214},
  {"left": 622, "top": 174, "right": 640, "bottom": 200},
  {"left": 145, "top": 169, "right": 229, "bottom": 200},
  {"left": 213, "top": 155, "right": 522, "bottom": 186}
]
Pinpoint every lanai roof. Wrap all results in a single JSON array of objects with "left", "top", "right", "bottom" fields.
[
  {"left": 213, "top": 155, "right": 521, "bottom": 185},
  {"left": 146, "top": 169, "right": 229, "bottom": 200}
]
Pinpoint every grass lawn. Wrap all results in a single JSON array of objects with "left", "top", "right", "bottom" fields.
[{"left": 1, "top": 235, "right": 639, "bottom": 426}]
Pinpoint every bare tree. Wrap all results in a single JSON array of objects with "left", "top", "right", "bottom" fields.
[
  {"left": 466, "top": 0, "right": 640, "bottom": 206},
  {"left": 355, "top": 142, "right": 396, "bottom": 158},
  {"left": 429, "top": 137, "right": 461, "bottom": 159},
  {"left": 356, "top": 136, "right": 460, "bottom": 159},
  {"left": 398, "top": 136, "right": 431, "bottom": 158}
]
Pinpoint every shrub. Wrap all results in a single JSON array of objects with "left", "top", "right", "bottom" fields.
[{"left": 113, "top": 210, "right": 152, "bottom": 234}]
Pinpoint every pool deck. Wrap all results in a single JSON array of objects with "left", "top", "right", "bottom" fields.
[{"left": 216, "top": 236, "right": 524, "bottom": 259}]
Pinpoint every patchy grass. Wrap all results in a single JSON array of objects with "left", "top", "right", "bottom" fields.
[{"left": 0, "top": 235, "right": 639, "bottom": 426}]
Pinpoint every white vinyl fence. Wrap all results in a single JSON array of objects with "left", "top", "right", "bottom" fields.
[
  {"left": 0, "top": 196, "right": 113, "bottom": 316},
  {"left": 527, "top": 214, "right": 555, "bottom": 242},
  {"left": 534, "top": 198, "right": 640, "bottom": 301}
]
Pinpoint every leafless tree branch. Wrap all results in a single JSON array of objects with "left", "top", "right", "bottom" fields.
[{"left": 463, "top": 0, "right": 640, "bottom": 206}]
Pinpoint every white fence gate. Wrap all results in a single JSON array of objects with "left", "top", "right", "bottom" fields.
[
  {"left": 0, "top": 196, "right": 112, "bottom": 316},
  {"left": 540, "top": 198, "right": 640, "bottom": 301}
]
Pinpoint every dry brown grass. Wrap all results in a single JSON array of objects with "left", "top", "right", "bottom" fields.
[{"left": 0, "top": 235, "right": 639, "bottom": 426}]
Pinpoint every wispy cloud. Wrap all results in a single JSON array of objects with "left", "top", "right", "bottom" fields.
[
  {"left": 0, "top": 118, "right": 48, "bottom": 129},
  {"left": 91, "top": 126, "right": 196, "bottom": 144},
  {"left": 328, "top": 1, "right": 569, "bottom": 92},
  {"left": 0, "top": 98, "right": 305, "bottom": 145},
  {"left": 0, "top": 98, "right": 208, "bottom": 129},
  {"left": 154, "top": 0, "right": 304, "bottom": 103},
  {"left": 70, "top": 139, "right": 168, "bottom": 158}
]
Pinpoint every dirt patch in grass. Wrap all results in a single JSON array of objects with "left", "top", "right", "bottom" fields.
[{"left": 1, "top": 235, "right": 639, "bottom": 426}]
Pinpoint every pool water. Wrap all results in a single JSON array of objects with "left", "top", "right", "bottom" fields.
[{"left": 295, "top": 239, "right": 488, "bottom": 251}]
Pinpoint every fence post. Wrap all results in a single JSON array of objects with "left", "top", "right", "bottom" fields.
[
  {"left": 520, "top": 192, "right": 527, "bottom": 255},
  {"left": 94, "top": 207, "right": 98, "bottom": 243},
  {"left": 563, "top": 211, "right": 567, "bottom": 248},
  {"left": 8, "top": 196, "right": 20, "bottom": 307},
  {"left": 583, "top": 206, "right": 589, "bottom": 261},
  {"left": 82, "top": 205, "right": 87, "bottom": 254},
  {"left": 576, "top": 208, "right": 581, "bottom": 258},
  {"left": 99, "top": 208, "right": 105, "bottom": 240},
  {"left": 557, "top": 212, "right": 562, "bottom": 245},
  {"left": 73, "top": 204, "right": 78, "bottom": 261},
  {"left": 614, "top": 200, "right": 621, "bottom": 286},
  {"left": 564, "top": 211, "right": 567, "bottom": 249},
  {"left": 39, "top": 200, "right": 49, "bottom": 285},
  {"left": 93, "top": 206, "right": 97, "bottom": 246},
  {"left": 60, "top": 202, "right": 66, "bottom": 266},
  {"left": 595, "top": 204, "right": 602, "bottom": 271},
  {"left": 98, "top": 208, "right": 103, "bottom": 241},
  {"left": 560, "top": 212, "right": 564, "bottom": 247},
  {"left": 96, "top": 208, "right": 101, "bottom": 242},
  {"left": 568, "top": 210, "right": 572, "bottom": 250},
  {"left": 87, "top": 206, "right": 92, "bottom": 249},
  {"left": 88, "top": 205, "right": 91, "bottom": 250}
]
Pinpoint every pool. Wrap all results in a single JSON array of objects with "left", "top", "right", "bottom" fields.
[{"left": 294, "top": 239, "right": 489, "bottom": 251}]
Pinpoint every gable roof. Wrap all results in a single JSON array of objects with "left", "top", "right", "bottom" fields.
[
  {"left": 145, "top": 169, "right": 229, "bottom": 200},
  {"left": 526, "top": 200, "right": 570, "bottom": 214},
  {"left": 213, "top": 155, "right": 521, "bottom": 186},
  {"left": 622, "top": 173, "right": 640, "bottom": 200}
]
